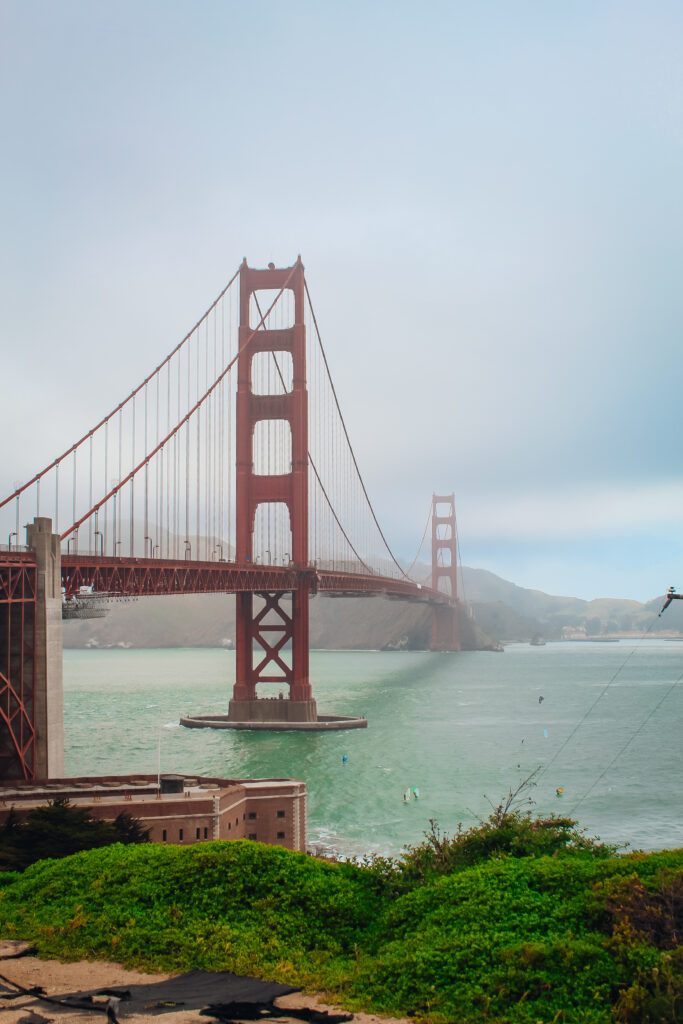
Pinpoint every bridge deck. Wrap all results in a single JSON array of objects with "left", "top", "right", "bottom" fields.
[{"left": 55, "top": 555, "right": 452, "bottom": 604}]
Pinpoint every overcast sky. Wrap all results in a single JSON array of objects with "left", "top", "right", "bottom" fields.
[{"left": 1, "top": 1, "right": 682, "bottom": 602}]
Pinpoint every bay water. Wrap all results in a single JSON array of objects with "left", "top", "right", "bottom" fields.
[{"left": 64, "top": 641, "right": 683, "bottom": 857}]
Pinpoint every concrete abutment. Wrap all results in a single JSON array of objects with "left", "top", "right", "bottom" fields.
[{"left": 27, "top": 518, "right": 64, "bottom": 778}]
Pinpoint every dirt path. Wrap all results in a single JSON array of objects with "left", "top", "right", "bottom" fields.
[{"left": 0, "top": 942, "right": 410, "bottom": 1024}]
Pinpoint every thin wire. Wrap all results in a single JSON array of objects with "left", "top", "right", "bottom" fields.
[
  {"left": 570, "top": 668, "right": 683, "bottom": 814},
  {"left": 539, "top": 614, "right": 662, "bottom": 780},
  {"left": 130, "top": 397, "right": 136, "bottom": 556},
  {"left": 309, "top": 459, "right": 374, "bottom": 573}
]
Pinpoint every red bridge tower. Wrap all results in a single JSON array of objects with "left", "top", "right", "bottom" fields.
[
  {"left": 430, "top": 493, "right": 460, "bottom": 651},
  {"left": 228, "top": 258, "right": 317, "bottom": 724}
]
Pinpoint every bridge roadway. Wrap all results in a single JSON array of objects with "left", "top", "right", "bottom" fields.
[{"left": 54, "top": 553, "right": 450, "bottom": 604}]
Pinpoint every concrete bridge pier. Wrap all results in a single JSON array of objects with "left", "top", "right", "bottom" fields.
[
  {"left": 27, "top": 518, "right": 65, "bottom": 778},
  {"left": 0, "top": 517, "right": 64, "bottom": 781}
]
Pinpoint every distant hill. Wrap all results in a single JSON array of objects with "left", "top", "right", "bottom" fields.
[
  {"left": 61, "top": 567, "right": 677, "bottom": 651},
  {"left": 460, "top": 568, "right": 669, "bottom": 641}
]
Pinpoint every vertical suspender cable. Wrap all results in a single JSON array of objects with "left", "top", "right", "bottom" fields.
[
  {"left": 175, "top": 354, "right": 180, "bottom": 559},
  {"left": 204, "top": 323, "right": 209, "bottom": 559},
  {"left": 72, "top": 450, "right": 76, "bottom": 552},
  {"left": 220, "top": 297, "right": 224, "bottom": 556},
  {"left": 159, "top": 442, "right": 164, "bottom": 559},
  {"left": 144, "top": 386, "right": 149, "bottom": 557},
  {"left": 185, "top": 344, "right": 190, "bottom": 557},
  {"left": 213, "top": 312, "right": 217, "bottom": 557},
  {"left": 103, "top": 419, "right": 108, "bottom": 553},
  {"left": 118, "top": 408, "right": 122, "bottom": 552},
  {"left": 206, "top": 321, "right": 210, "bottom": 558},
  {"left": 227, "top": 283, "right": 232, "bottom": 559},
  {"left": 131, "top": 397, "right": 135, "bottom": 557},
  {"left": 196, "top": 331, "right": 200, "bottom": 560},
  {"left": 166, "top": 362, "right": 171, "bottom": 557},
  {"left": 156, "top": 370, "right": 160, "bottom": 557},
  {"left": 88, "top": 436, "right": 93, "bottom": 553}
]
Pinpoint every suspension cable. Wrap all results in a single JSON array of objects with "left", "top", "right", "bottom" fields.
[
  {"left": 304, "top": 279, "right": 411, "bottom": 579},
  {"left": 61, "top": 267, "right": 297, "bottom": 541},
  {"left": 251, "top": 292, "right": 374, "bottom": 573},
  {"left": 1, "top": 265, "right": 242, "bottom": 512},
  {"left": 405, "top": 503, "right": 432, "bottom": 577}
]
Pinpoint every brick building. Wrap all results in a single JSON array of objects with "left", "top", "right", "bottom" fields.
[{"left": 0, "top": 774, "right": 307, "bottom": 852}]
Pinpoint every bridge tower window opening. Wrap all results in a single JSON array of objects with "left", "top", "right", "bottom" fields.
[
  {"left": 250, "top": 351, "right": 293, "bottom": 396},
  {"left": 253, "top": 502, "right": 291, "bottom": 567},
  {"left": 249, "top": 290, "right": 295, "bottom": 331},
  {"left": 252, "top": 420, "right": 292, "bottom": 478}
]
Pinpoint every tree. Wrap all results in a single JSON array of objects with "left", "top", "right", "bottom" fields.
[
  {"left": 0, "top": 799, "right": 149, "bottom": 871},
  {"left": 112, "top": 810, "right": 151, "bottom": 845},
  {"left": 585, "top": 616, "right": 602, "bottom": 636}
]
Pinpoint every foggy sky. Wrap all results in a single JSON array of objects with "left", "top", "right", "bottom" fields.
[{"left": 1, "top": 1, "right": 682, "bottom": 602}]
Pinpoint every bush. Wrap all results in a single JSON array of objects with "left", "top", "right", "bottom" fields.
[
  {"left": 397, "top": 800, "right": 615, "bottom": 885},
  {"left": 0, "top": 828, "right": 680, "bottom": 1023},
  {"left": 0, "top": 799, "right": 149, "bottom": 871}
]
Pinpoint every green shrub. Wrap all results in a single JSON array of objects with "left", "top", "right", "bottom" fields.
[
  {"left": 0, "top": 829, "right": 680, "bottom": 1024},
  {"left": 397, "top": 810, "right": 616, "bottom": 885}
]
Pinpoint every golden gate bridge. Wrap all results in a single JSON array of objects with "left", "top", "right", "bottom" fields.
[{"left": 0, "top": 258, "right": 461, "bottom": 780}]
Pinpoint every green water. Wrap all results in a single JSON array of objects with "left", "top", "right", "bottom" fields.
[{"left": 64, "top": 642, "right": 683, "bottom": 857}]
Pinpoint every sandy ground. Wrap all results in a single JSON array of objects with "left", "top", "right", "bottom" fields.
[{"left": 0, "top": 942, "right": 410, "bottom": 1024}]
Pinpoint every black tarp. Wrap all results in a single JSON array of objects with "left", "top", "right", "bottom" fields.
[{"left": 56, "top": 970, "right": 301, "bottom": 1015}]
